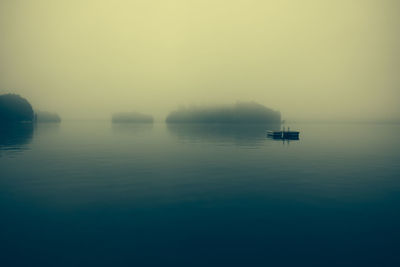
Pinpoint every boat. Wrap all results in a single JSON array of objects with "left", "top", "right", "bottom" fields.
[{"left": 267, "top": 127, "right": 300, "bottom": 140}]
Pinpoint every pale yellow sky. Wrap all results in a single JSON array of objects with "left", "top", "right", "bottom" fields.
[{"left": 0, "top": 0, "right": 399, "bottom": 120}]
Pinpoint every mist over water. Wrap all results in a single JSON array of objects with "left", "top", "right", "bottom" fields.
[
  {"left": 1, "top": 1, "right": 400, "bottom": 266},
  {"left": 0, "top": 0, "right": 399, "bottom": 121}
]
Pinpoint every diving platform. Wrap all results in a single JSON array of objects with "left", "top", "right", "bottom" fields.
[{"left": 267, "top": 128, "right": 300, "bottom": 140}]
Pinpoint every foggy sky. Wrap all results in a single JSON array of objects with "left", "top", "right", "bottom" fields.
[{"left": 0, "top": 0, "right": 399, "bottom": 120}]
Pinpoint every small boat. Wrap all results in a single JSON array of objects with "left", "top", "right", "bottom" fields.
[{"left": 267, "top": 127, "right": 300, "bottom": 140}]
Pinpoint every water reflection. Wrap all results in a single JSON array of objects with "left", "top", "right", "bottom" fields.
[
  {"left": 267, "top": 134, "right": 300, "bottom": 141},
  {"left": 112, "top": 122, "right": 153, "bottom": 135},
  {"left": 167, "top": 123, "right": 280, "bottom": 146},
  {"left": 0, "top": 123, "right": 34, "bottom": 154},
  {"left": 35, "top": 122, "right": 60, "bottom": 135}
]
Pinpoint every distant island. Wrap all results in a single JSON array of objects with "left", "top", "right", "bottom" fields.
[
  {"left": 0, "top": 94, "right": 34, "bottom": 124},
  {"left": 35, "top": 111, "right": 61, "bottom": 123},
  {"left": 166, "top": 102, "right": 281, "bottom": 124},
  {"left": 112, "top": 112, "right": 154, "bottom": 123}
]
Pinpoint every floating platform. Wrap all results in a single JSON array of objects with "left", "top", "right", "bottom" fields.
[{"left": 267, "top": 130, "right": 300, "bottom": 140}]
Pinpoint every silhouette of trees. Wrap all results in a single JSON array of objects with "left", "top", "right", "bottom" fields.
[
  {"left": 35, "top": 111, "right": 61, "bottom": 123},
  {"left": 166, "top": 102, "right": 281, "bottom": 124},
  {"left": 0, "top": 94, "right": 34, "bottom": 124}
]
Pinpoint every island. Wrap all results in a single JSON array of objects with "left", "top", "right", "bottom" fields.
[
  {"left": 166, "top": 102, "right": 281, "bottom": 124},
  {"left": 35, "top": 111, "right": 61, "bottom": 123},
  {"left": 0, "top": 93, "right": 34, "bottom": 124},
  {"left": 112, "top": 112, "right": 154, "bottom": 123}
]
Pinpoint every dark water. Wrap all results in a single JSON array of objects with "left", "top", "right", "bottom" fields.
[{"left": 1, "top": 122, "right": 399, "bottom": 266}]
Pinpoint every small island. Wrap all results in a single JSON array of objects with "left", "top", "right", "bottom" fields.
[
  {"left": 166, "top": 102, "right": 281, "bottom": 124},
  {"left": 112, "top": 112, "right": 154, "bottom": 123},
  {"left": 35, "top": 111, "right": 61, "bottom": 123},
  {"left": 0, "top": 94, "right": 34, "bottom": 124}
]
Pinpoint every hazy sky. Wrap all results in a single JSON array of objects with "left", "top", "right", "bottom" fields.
[{"left": 0, "top": 0, "right": 399, "bottom": 120}]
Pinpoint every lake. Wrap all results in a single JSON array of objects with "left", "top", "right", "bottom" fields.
[{"left": 1, "top": 121, "right": 399, "bottom": 266}]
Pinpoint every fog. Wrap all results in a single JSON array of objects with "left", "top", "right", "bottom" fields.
[{"left": 0, "top": 0, "right": 399, "bottom": 121}]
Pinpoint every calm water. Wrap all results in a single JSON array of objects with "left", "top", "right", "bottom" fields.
[{"left": 1, "top": 122, "right": 400, "bottom": 266}]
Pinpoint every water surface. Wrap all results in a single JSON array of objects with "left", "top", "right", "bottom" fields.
[{"left": 1, "top": 122, "right": 399, "bottom": 266}]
